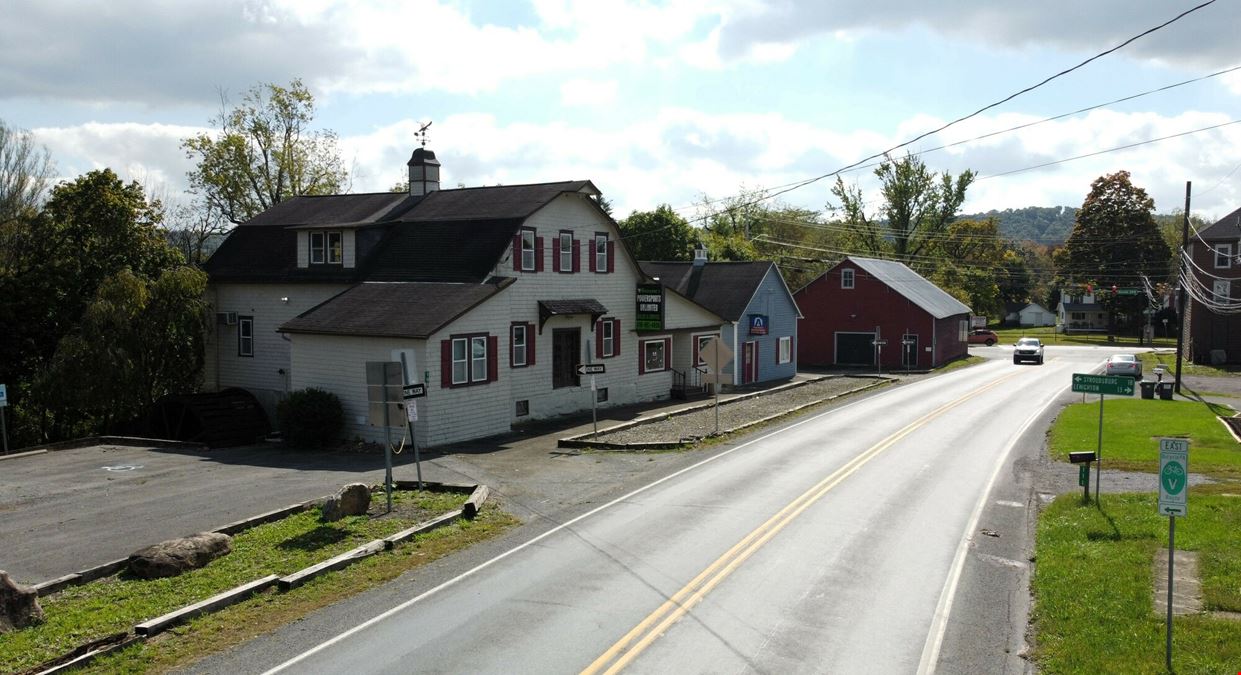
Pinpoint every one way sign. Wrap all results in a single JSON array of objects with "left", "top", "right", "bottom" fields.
[{"left": 577, "top": 363, "right": 606, "bottom": 375}]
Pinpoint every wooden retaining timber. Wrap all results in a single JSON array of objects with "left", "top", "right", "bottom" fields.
[
  {"left": 33, "top": 632, "right": 143, "bottom": 675},
  {"left": 135, "top": 575, "right": 280, "bottom": 636},
  {"left": 278, "top": 541, "right": 386, "bottom": 591},
  {"left": 462, "top": 485, "right": 490, "bottom": 519},
  {"left": 383, "top": 510, "right": 464, "bottom": 550},
  {"left": 212, "top": 502, "right": 313, "bottom": 536}
]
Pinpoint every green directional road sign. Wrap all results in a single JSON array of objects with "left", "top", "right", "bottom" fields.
[
  {"left": 1116, "top": 288, "right": 1140, "bottom": 296},
  {"left": 1071, "top": 373, "right": 1134, "bottom": 396},
  {"left": 1158, "top": 438, "right": 1189, "bottom": 516}
]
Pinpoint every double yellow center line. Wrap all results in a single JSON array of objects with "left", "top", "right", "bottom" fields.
[{"left": 581, "top": 370, "right": 1022, "bottom": 674}]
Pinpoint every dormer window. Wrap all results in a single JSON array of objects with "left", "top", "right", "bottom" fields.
[{"left": 310, "top": 231, "right": 343, "bottom": 265}]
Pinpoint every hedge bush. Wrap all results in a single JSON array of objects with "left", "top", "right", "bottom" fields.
[{"left": 276, "top": 388, "right": 344, "bottom": 449}]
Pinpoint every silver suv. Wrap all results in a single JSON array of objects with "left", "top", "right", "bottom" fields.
[{"left": 1013, "top": 337, "right": 1044, "bottom": 365}]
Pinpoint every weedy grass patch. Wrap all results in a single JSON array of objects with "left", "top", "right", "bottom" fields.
[
  {"left": 0, "top": 490, "right": 486, "bottom": 673},
  {"left": 1031, "top": 492, "right": 1241, "bottom": 674}
]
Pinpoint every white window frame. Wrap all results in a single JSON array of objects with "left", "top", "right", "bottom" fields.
[
  {"left": 958, "top": 320, "right": 968, "bottom": 341},
  {"left": 1214, "top": 243, "right": 1232, "bottom": 269},
  {"left": 451, "top": 338, "right": 469, "bottom": 384},
  {"left": 1214, "top": 279, "right": 1231, "bottom": 301},
  {"left": 641, "top": 337, "right": 668, "bottom": 373},
  {"left": 237, "top": 316, "right": 254, "bottom": 357},
  {"left": 310, "top": 232, "right": 326, "bottom": 264},
  {"left": 595, "top": 234, "right": 608, "bottom": 272},
  {"left": 521, "top": 229, "right": 536, "bottom": 271},
  {"left": 471, "top": 336, "right": 488, "bottom": 383},
  {"left": 559, "top": 231, "right": 573, "bottom": 272},
  {"left": 327, "top": 231, "right": 343, "bottom": 264},
  {"left": 693, "top": 333, "right": 717, "bottom": 367},
  {"left": 778, "top": 336, "right": 792, "bottom": 364},
  {"left": 512, "top": 324, "right": 527, "bottom": 367},
  {"left": 601, "top": 319, "right": 615, "bottom": 357},
  {"left": 841, "top": 268, "right": 855, "bottom": 289}
]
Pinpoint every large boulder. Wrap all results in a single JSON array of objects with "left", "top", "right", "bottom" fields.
[
  {"left": 128, "top": 532, "right": 233, "bottom": 579},
  {"left": 0, "top": 570, "right": 44, "bottom": 632},
  {"left": 320, "top": 483, "right": 372, "bottom": 522}
]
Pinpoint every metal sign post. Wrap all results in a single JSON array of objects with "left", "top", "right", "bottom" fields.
[
  {"left": 0, "top": 383, "right": 8, "bottom": 455},
  {"left": 577, "top": 363, "right": 606, "bottom": 438},
  {"left": 400, "top": 354, "right": 425, "bottom": 491},
  {"left": 699, "top": 338, "right": 733, "bottom": 436},
  {"left": 1070, "top": 373, "right": 1135, "bottom": 503},
  {"left": 1158, "top": 438, "right": 1189, "bottom": 672}
]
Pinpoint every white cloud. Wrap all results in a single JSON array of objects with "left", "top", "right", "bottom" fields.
[
  {"left": 28, "top": 108, "right": 1241, "bottom": 226},
  {"left": 560, "top": 79, "right": 619, "bottom": 107}
]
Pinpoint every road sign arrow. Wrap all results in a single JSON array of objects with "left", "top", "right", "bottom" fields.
[{"left": 577, "top": 363, "right": 606, "bottom": 375}]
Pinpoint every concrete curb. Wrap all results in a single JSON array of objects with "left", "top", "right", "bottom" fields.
[
  {"left": 559, "top": 377, "right": 893, "bottom": 450},
  {"left": 20, "top": 435, "right": 209, "bottom": 453},
  {"left": 135, "top": 575, "right": 280, "bottom": 636},
  {"left": 0, "top": 448, "right": 47, "bottom": 461}
]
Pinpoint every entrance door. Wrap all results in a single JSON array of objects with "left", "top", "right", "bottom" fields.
[
  {"left": 742, "top": 341, "right": 758, "bottom": 384},
  {"left": 835, "top": 332, "right": 875, "bottom": 365},
  {"left": 552, "top": 328, "right": 580, "bottom": 389},
  {"left": 901, "top": 334, "right": 919, "bottom": 368}
]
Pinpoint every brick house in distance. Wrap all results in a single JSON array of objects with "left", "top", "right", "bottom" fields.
[
  {"left": 1186, "top": 205, "right": 1241, "bottom": 364},
  {"left": 795, "top": 256, "right": 971, "bottom": 369}
]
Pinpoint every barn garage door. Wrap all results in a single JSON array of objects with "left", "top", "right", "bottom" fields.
[{"left": 835, "top": 332, "right": 875, "bottom": 366}]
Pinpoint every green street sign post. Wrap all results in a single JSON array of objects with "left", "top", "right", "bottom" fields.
[
  {"left": 1071, "top": 373, "right": 1134, "bottom": 503},
  {"left": 1158, "top": 437, "right": 1189, "bottom": 672}
]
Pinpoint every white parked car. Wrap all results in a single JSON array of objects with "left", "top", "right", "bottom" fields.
[
  {"left": 1104, "top": 353, "right": 1142, "bottom": 379},
  {"left": 1013, "top": 337, "right": 1044, "bottom": 365}
]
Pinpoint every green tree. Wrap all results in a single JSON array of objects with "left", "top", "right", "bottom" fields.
[
  {"left": 183, "top": 79, "right": 347, "bottom": 224},
  {"left": 1056, "top": 170, "right": 1171, "bottom": 331},
  {"left": 830, "top": 153, "right": 974, "bottom": 263},
  {"left": 619, "top": 204, "right": 695, "bottom": 261},
  {"left": 0, "top": 169, "right": 193, "bottom": 445}
]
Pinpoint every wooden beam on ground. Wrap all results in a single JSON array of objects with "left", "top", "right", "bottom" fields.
[
  {"left": 134, "top": 574, "right": 279, "bottom": 636},
  {"left": 383, "top": 510, "right": 463, "bottom": 550},
  {"left": 462, "top": 485, "right": 490, "bottom": 519},
  {"left": 278, "top": 541, "right": 385, "bottom": 591}
]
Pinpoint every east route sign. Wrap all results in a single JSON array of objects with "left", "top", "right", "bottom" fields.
[
  {"left": 1158, "top": 438, "right": 1189, "bottom": 516},
  {"left": 1071, "top": 373, "right": 1134, "bottom": 396}
]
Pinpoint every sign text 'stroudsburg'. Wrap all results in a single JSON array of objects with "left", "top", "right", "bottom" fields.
[{"left": 1071, "top": 373, "right": 1134, "bottom": 396}]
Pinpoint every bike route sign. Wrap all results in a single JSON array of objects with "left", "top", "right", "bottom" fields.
[{"left": 1158, "top": 438, "right": 1189, "bottom": 516}]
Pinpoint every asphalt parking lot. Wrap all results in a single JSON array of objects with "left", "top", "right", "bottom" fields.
[{"left": 0, "top": 443, "right": 447, "bottom": 584}]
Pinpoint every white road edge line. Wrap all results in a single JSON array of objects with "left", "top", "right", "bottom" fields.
[
  {"left": 916, "top": 359, "right": 1105, "bottom": 675},
  {"left": 263, "top": 368, "right": 996, "bottom": 674}
]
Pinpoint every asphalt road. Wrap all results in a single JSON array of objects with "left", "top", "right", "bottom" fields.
[{"left": 235, "top": 346, "right": 1114, "bottom": 675}]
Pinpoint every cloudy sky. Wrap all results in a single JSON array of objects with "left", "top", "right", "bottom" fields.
[{"left": 3, "top": 0, "right": 1240, "bottom": 223}]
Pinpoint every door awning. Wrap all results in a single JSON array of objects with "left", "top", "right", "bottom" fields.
[{"left": 538, "top": 299, "right": 608, "bottom": 332}]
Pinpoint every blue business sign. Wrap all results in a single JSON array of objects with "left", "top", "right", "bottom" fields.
[{"left": 749, "top": 314, "right": 769, "bottom": 335}]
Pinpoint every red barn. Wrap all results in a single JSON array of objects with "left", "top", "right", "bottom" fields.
[{"left": 795, "top": 256, "right": 972, "bottom": 369}]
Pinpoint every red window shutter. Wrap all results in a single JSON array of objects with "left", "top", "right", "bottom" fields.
[
  {"left": 535, "top": 237, "right": 544, "bottom": 272},
  {"left": 488, "top": 335, "right": 498, "bottom": 382},
  {"left": 512, "top": 234, "right": 521, "bottom": 272},
  {"left": 606, "top": 241, "right": 615, "bottom": 273},
  {"left": 776, "top": 340, "right": 780, "bottom": 364},
  {"left": 613, "top": 319, "right": 621, "bottom": 356},
  {"left": 527, "top": 324, "right": 536, "bottom": 365},
  {"left": 441, "top": 340, "right": 452, "bottom": 388},
  {"left": 552, "top": 244, "right": 560, "bottom": 272},
  {"left": 589, "top": 240, "right": 597, "bottom": 272},
  {"left": 572, "top": 240, "right": 580, "bottom": 272},
  {"left": 638, "top": 341, "right": 645, "bottom": 375},
  {"left": 595, "top": 320, "right": 603, "bottom": 358},
  {"left": 791, "top": 335, "right": 795, "bottom": 364},
  {"left": 693, "top": 337, "right": 700, "bottom": 366},
  {"left": 508, "top": 326, "right": 517, "bottom": 368},
  {"left": 665, "top": 338, "right": 672, "bottom": 369}
]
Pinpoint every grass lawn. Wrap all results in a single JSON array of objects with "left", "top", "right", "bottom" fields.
[
  {"left": 0, "top": 490, "right": 517, "bottom": 673},
  {"left": 988, "top": 325, "right": 1176, "bottom": 348},
  {"left": 1032, "top": 491, "right": 1241, "bottom": 674},
  {"left": 1137, "top": 350, "right": 1241, "bottom": 379},
  {"left": 1048, "top": 399, "right": 1241, "bottom": 478}
]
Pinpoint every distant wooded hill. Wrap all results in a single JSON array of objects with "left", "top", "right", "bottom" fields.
[{"left": 960, "top": 206, "right": 1078, "bottom": 244}]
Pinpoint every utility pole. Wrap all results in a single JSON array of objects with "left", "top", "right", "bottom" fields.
[{"left": 1174, "top": 181, "right": 1190, "bottom": 394}]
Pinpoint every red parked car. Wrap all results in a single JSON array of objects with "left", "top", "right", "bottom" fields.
[{"left": 967, "top": 329, "right": 998, "bottom": 346}]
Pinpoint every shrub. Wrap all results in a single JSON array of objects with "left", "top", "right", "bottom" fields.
[{"left": 276, "top": 388, "right": 344, "bottom": 449}]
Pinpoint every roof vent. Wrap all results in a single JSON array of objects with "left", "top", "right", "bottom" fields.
[{"left": 693, "top": 242, "right": 708, "bottom": 267}]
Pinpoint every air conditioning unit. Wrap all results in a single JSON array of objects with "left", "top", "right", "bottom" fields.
[{"left": 215, "top": 311, "right": 238, "bottom": 326}]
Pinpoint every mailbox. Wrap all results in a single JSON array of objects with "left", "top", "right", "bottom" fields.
[{"left": 1069, "top": 451, "right": 1097, "bottom": 464}]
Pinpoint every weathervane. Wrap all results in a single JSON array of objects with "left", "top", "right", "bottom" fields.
[{"left": 416, "top": 120, "right": 432, "bottom": 148}]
